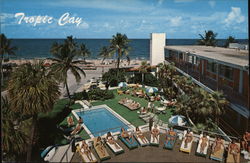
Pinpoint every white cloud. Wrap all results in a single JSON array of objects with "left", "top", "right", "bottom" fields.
[
  {"left": 77, "top": 21, "right": 89, "bottom": 29},
  {"left": 224, "top": 7, "right": 245, "bottom": 26},
  {"left": 170, "top": 16, "right": 182, "bottom": 27},
  {"left": 0, "top": 13, "right": 15, "bottom": 23},
  {"left": 158, "top": 0, "right": 164, "bottom": 5},
  {"left": 208, "top": 1, "right": 216, "bottom": 8}
]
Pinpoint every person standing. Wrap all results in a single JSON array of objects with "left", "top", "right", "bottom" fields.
[{"left": 149, "top": 117, "right": 154, "bottom": 131}]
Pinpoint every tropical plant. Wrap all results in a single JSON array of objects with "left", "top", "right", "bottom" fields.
[
  {"left": 138, "top": 60, "right": 149, "bottom": 85},
  {"left": 157, "top": 62, "right": 177, "bottom": 99},
  {"left": 7, "top": 61, "right": 60, "bottom": 162},
  {"left": 99, "top": 46, "right": 112, "bottom": 63},
  {"left": 78, "top": 43, "right": 91, "bottom": 61},
  {"left": 2, "top": 96, "right": 27, "bottom": 162},
  {"left": 102, "top": 68, "right": 126, "bottom": 88},
  {"left": 0, "top": 34, "right": 17, "bottom": 90},
  {"left": 87, "top": 88, "right": 114, "bottom": 100},
  {"left": 224, "top": 36, "right": 237, "bottom": 48},
  {"left": 109, "top": 33, "right": 131, "bottom": 70},
  {"left": 197, "top": 30, "right": 217, "bottom": 46},
  {"left": 50, "top": 36, "right": 87, "bottom": 98}
]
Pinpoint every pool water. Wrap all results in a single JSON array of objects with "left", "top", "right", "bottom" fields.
[{"left": 76, "top": 108, "right": 129, "bottom": 137}]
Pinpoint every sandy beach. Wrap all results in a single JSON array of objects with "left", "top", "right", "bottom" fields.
[{"left": 6, "top": 58, "right": 148, "bottom": 98}]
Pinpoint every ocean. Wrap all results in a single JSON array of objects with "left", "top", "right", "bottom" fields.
[{"left": 9, "top": 39, "right": 249, "bottom": 60}]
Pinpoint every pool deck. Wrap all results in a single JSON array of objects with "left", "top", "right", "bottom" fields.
[{"left": 70, "top": 130, "right": 247, "bottom": 162}]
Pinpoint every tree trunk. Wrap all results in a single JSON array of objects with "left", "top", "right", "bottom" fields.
[
  {"left": 26, "top": 115, "right": 38, "bottom": 162},
  {"left": 1, "top": 53, "right": 4, "bottom": 88},
  {"left": 65, "top": 81, "right": 70, "bottom": 99},
  {"left": 142, "top": 73, "right": 144, "bottom": 84}
]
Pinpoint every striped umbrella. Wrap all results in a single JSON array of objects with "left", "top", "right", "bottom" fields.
[
  {"left": 146, "top": 87, "right": 158, "bottom": 93},
  {"left": 168, "top": 115, "right": 186, "bottom": 126},
  {"left": 118, "top": 82, "right": 128, "bottom": 88}
]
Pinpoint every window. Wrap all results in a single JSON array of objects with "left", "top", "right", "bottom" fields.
[
  {"left": 207, "top": 61, "right": 217, "bottom": 73},
  {"left": 219, "top": 65, "right": 233, "bottom": 80}
]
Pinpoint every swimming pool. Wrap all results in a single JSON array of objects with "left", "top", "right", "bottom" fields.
[{"left": 73, "top": 105, "right": 131, "bottom": 137}]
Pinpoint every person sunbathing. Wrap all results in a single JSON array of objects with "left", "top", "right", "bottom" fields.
[
  {"left": 95, "top": 136, "right": 106, "bottom": 156},
  {"left": 151, "top": 124, "right": 160, "bottom": 143},
  {"left": 71, "top": 122, "right": 82, "bottom": 135},
  {"left": 81, "top": 140, "right": 93, "bottom": 161},
  {"left": 67, "top": 116, "right": 74, "bottom": 127},
  {"left": 78, "top": 117, "right": 83, "bottom": 124},
  {"left": 241, "top": 131, "right": 250, "bottom": 153},
  {"left": 229, "top": 140, "right": 240, "bottom": 163},
  {"left": 212, "top": 136, "right": 224, "bottom": 154},
  {"left": 184, "top": 130, "right": 193, "bottom": 148},
  {"left": 135, "top": 127, "right": 147, "bottom": 144},
  {"left": 106, "top": 132, "right": 120, "bottom": 149},
  {"left": 121, "top": 128, "right": 134, "bottom": 144},
  {"left": 166, "top": 127, "right": 176, "bottom": 146},
  {"left": 200, "top": 133, "right": 208, "bottom": 154},
  {"left": 140, "top": 107, "right": 147, "bottom": 114}
]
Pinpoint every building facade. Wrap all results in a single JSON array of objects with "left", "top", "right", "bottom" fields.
[
  {"left": 165, "top": 45, "right": 249, "bottom": 136},
  {"left": 150, "top": 33, "right": 166, "bottom": 66}
]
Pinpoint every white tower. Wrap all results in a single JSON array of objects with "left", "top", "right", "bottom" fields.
[{"left": 150, "top": 33, "right": 166, "bottom": 66}]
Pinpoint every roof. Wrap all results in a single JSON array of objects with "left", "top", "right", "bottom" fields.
[{"left": 165, "top": 45, "right": 249, "bottom": 68}]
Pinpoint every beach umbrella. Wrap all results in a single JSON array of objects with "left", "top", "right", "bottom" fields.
[
  {"left": 146, "top": 87, "right": 158, "bottom": 93},
  {"left": 118, "top": 82, "right": 128, "bottom": 88},
  {"left": 168, "top": 115, "right": 186, "bottom": 126},
  {"left": 41, "top": 146, "right": 57, "bottom": 161}
]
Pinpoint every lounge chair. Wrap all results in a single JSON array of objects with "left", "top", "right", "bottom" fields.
[
  {"left": 76, "top": 140, "right": 97, "bottom": 163},
  {"left": 83, "top": 100, "right": 92, "bottom": 107},
  {"left": 119, "top": 130, "right": 138, "bottom": 149},
  {"left": 180, "top": 130, "right": 194, "bottom": 154},
  {"left": 226, "top": 142, "right": 240, "bottom": 163},
  {"left": 210, "top": 139, "right": 225, "bottom": 162},
  {"left": 150, "top": 126, "right": 160, "bottom": 146},
  {"left": 196, "top": 134, "right": 210, "bottom": 157},
  {"left": 164, "top": 129, "right": 177, "bottom": 150},
  {"left": 93, "top": 137, "right": 111, "bottom": 161},
  {"left": 134, "top": 127, "right": 149, "bottom": 147},
  {"left": 103, "top": 133, "right": 124, "bottom": 155}
]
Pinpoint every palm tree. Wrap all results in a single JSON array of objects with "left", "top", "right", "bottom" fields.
[
  {"left": 78, "top": 43, "right": 91, "bottom": 61},
  {"left": 0, "top": 34, "right": 17, "bottom": 90},
  {"left": 7, "top": 61, "right": 60, "bottom": 162},
  {"left": 138, "top": 60, "right": 148, "bottom": 85},
  {"left": 224, "top": 36, "right": 237, "bottom": 48},
  {"left": 2, "top": 96, "right": 27, "bottom": 161},
  {"left": 197, "top": 30, "right": 217, "bottom": 46},
  {"left": 211, "top": 91, "right": 228, "bottom": 124},
  {"left": 99, "top": 46, "right": 112, "bottom": 63},
  {"left": 50, "top": 36, "right": 86, "bottom": 99},
  {"left": 109, "top": 33, "right": 131, "bottom": 70}
]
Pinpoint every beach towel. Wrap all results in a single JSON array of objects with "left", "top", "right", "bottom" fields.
[
  {"left": 119, "top": 135, "right": 138, "bottom": 149},
  {"left": 210, "top": 140, "right": 225, "bottom": 162},
  {"left": 226, "top": 143, "right": 240, "bottom": 163},
  {"left": 196, "top": 134, "right": 210, "bottom": 157},
  {"left": 180, "top": 130, "right": 193, "bottom": 153},
  {"left": 104, "top": 133, "right": 124, "bottom": 155},
  {"left": 150, "top": 126, "right": 160, "bottom": 146},
  {"left": 93, "top": 137, "right": 111, "bottom": 161},
  {"left": 76, "top": 141, "right": 97, "bottom": 163},
  {"left": 164, "top": 130, "right": 177, "bottom": 150}
]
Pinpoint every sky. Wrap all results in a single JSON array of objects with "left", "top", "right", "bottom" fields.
[{"left": 0, "top": 0, "right": 248, "bottom": 39}]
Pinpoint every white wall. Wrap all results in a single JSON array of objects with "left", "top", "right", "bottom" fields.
[{"left": 150, "top": 33, "right": 166, "bottom": 66}]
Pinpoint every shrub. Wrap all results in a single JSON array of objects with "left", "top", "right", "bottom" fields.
[
  {"left": 102, "top": 69, "right": 126, "bottom": 87},
  {"left": 87, "top": 88, "right": 114, "bottom": 101},
  {"left": 72, "top": 90, "right": 89, "bottom": 100},
  {"left": 129, "top": 72, "right": 158, "bottom": 87}
]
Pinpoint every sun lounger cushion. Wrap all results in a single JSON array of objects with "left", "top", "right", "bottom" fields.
[
  {"left": 180, "top": 130, "right": 193, "bottom": 153},
  {"left": 134, "top": 127, "right": 149, "bottom": 147},
  {"left": 119, "top": 135, "right": 138, "bottom": 149},
  {"left": 76, "top": 141, "right": 97, "bottom": 163},
  {"left": 226, "top": 143, "right": 240, "bottom": 163},
  {"left": 164, "top": 131, "right": 177, "bottom": 150},
  {"left": 93, "top": 138, "right": 111, "bottom": 161},
  {"left": 150, "top": 126, "right": 160, "bottom": 146},
  {"left": 104, "top": 134, "right": 124, "bottom": 155},
  {"left": 196, "top": 134, "right": 210, "bottom": 156},
  {"left": 210, "top": 140, "right": 225, "bottom": 161}
]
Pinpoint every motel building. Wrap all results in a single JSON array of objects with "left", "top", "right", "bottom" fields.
[{"left": 164, "top": 45, "right": 249, "bottom": 136}]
